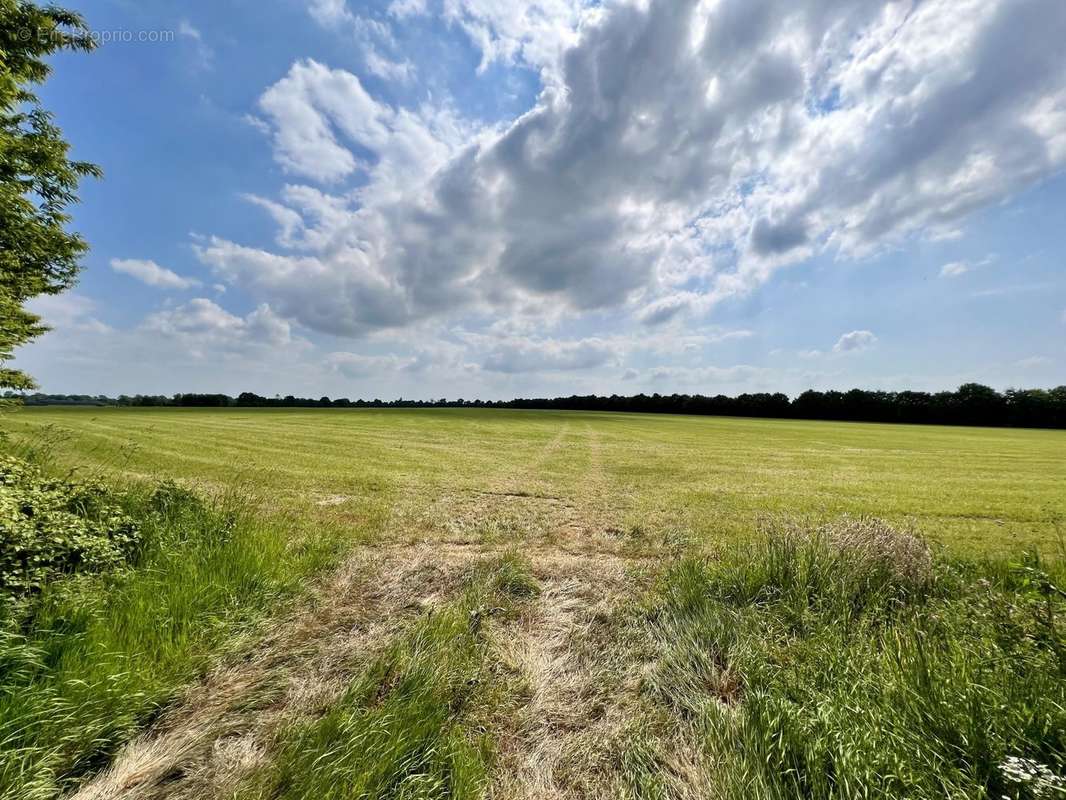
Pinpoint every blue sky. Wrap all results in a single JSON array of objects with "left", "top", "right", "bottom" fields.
[{"left": 17, "top": 0, "right": 1066, "bottom": 399}]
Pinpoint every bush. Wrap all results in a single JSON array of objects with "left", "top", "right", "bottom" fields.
[{"left": 0, "top": 457, "right": 140, "bottom": 599}]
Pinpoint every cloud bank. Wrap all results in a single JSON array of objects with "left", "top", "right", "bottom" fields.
[{"left": 201, "top": 0, "right": 1066, "bottom": 350}]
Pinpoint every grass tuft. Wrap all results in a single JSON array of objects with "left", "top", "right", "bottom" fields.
[{"left": 643, "top": 519, "right": 1066, "bottom": 799}]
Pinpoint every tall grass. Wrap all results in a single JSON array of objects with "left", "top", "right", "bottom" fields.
[
  {"left": 238, "top": 556, "right": 537, "bottom": 800},
  {"left": 644, "top": 518, "right": 1066, "bottom": 799},
  {"left": 0, "top": 474, "right": 344, "bottom": 800}
]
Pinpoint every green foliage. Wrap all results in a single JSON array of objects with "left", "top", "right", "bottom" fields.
[
  {"left": 0, "top": 455, "right": 139, "bottom": 597},
  {"left": 0, "top": 456, "right": 343, "bottom": 800},
  {"left": 644, "top": 522, "right": 1066, "bottom": 800},
  {"left": 0, "top": 1, "right": 100, "bottom": 392}
]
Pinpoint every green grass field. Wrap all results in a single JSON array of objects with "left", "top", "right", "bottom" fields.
[
  {"left": 6, "top": 406, "right": 1065, "bottom": 553},
  {"left": 2, "top": 407, "right": 1065, "bottom": 800}
]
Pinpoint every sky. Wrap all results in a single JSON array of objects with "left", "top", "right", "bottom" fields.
[{"left": 16, "top": 0, "right": 1066, "bottom": 400}]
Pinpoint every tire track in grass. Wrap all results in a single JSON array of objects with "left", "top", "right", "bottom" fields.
[
  {"left": 66, "top": 542, "right": 687, "bottom": 800},
  {"left": 488, "top": 552, "right": 694, "bottom": 800},
  {"left": 404, "top": 421, "right": 641, "bottom": 555}
]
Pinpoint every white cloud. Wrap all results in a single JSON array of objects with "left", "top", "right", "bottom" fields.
[
  {"left": 433, "top": 0, "right": 588, "bottom": 77},
  {"left": 388, "top": 0, "right": 427, "bottom": 18},
  {"left": 646, "top": 364, "right": 771, "bottom": 387},
  {"left": 940, "top": 261, "right": 972, "bottom": 278},
  {"left": 941, "top": 255, "right": 995, "bottom": 278},
  {"left": 365, "top": 49, "right": 415, "bottom": 83},
  {"left": 178, "top": 20, "right": 213, "bottom": 69},
  {"left": 177, "top": 20, "right": 201, "bottom": 40},
  {"left": 142, "top": 299, "right": 304, "bottom": 358},
  {"left": 638, "top": 293, "right": 696, "bottom": 326},
  {"left": 201, "top": 0, "right": 1066, "bottom": 344},
  {"left": 307, "top": 0, "right": 356, "bottom": 29},
  {"left": 254, "top": 59, "right": 471, "bottom": 185},
  {"left": 326, "top": 351, "right": 416, "bottom": 379},
  {"left": 25, "top": 293, "right": 110, "bottom": 334},
  {"left": 304, "top": 1, "right": 419, "bottom": 86},
  {"left": 481, "top": 337, "right": 616, "bottom": 373},
  {"left": 833, "top": 330, "right": 878, "bottom": 354},
  {"left": 111, "top": 258, "right": 201, "bottom": 290}
]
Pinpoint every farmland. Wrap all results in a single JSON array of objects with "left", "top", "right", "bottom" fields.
[
  {"left": 6, "top": 406, "right": 1065, "bottom": 553},
  {"left": 2, "top": 407, "right": 1065, "bottom": 800}
]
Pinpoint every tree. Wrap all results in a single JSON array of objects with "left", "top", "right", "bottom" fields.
[{"left": 1, "top": 2, "right": 99, "bottom": 393}]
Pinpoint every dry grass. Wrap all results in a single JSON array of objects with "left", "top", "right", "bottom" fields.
[
  {"left": 820, "top": 515, "right": 934, "bottom": 590},
  {"left": 488, "top": 552, "right": 699, "bottom": 800},
  {"left": 69, "top": 544, "right": 486, "bottom": 800}
]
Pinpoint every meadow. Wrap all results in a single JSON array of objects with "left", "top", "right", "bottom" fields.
[
  {"left": 6, "top": 406, "right": 1066, "bottom": 553},
  {"left": 1, "top": 407, "right": 1064, "bottom": 800}
]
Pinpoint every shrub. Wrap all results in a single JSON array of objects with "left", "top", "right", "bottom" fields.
[{"left": 0, "top": 457, "right": 140, "bottom": 599}]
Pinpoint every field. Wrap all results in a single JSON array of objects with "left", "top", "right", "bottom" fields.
[
  {"left": 7, "top": 407, "right": 1066, "bottom": 553},
  {"left": 2, "top": 407, "right": 1065, "bottom": 800}
]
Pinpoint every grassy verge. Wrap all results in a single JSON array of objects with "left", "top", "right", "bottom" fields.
[
  {"left": 236, "top": 556, "right": 537, "bottom": 800},
  {"left": 643, "top": 518, "right": 1066, "bottom": 799},
  {"left": 0, "top": 456, "right": 348, "bottom": 800}
]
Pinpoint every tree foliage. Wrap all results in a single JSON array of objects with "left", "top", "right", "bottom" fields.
[
  {"left": 9, "top": 383, "right": 1066, "bottom": 428},
  {"left": 0, "top": 1, "right": 99, "bottom": 392}
]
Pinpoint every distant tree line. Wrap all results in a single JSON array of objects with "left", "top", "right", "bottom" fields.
[{"left": 6, "top": 383, "right": 1066, "bottom": 428}]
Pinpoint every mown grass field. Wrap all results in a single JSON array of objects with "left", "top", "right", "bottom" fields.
[
  {"left": 7, "top": 406, "right": 1066, "bottom": 553},
  {"left": 2, "top": 407, "right": 1065, "bottom": 800}
]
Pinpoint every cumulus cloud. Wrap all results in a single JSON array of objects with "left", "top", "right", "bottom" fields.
[
  {"left": 111, "top": 258, "right": 201, "bottom": 290},
  {"left": 424, "top": 0, "right": 587, "bottom": 76},
  {"left": 142, "top": 299, "right": 303, "bottom": 357},
  {"left": 833, "top": 330, "right": 878, "bottom": 354},
  {"left": 201, "top": 0, "right": 1066, "bottom": 343}
]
